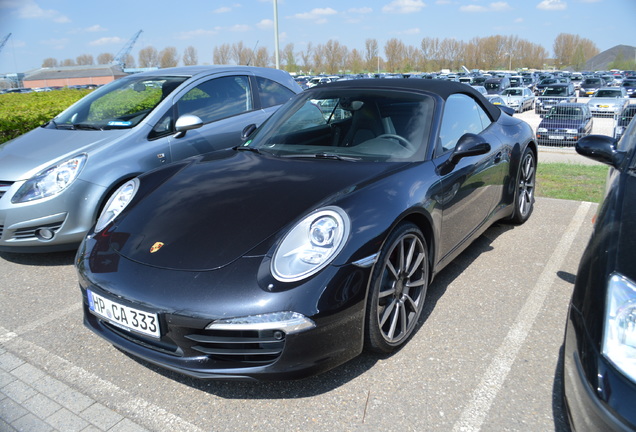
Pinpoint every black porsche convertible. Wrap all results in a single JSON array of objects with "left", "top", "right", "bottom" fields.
[{"left": 76, "top": 79, "right": 537, "bottom": 380}]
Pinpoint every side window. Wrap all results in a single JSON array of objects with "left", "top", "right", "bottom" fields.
[
  {"left": 176, "top": 75, "right": 252, "bottom": 124},
  {"left": 255, "top": 76, "right": 296, "bottom": 108},
  {"left": 437, "top": 94, "right": 491, "bottom": 154}
]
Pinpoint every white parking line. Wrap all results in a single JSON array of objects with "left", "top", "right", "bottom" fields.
[{"left": 452, "top": 200, "right": 591, "bottom": 432}]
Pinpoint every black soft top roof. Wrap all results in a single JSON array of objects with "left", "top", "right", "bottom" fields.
[{"left": 318, "top": 78, "right": 502, "bottom": 121}]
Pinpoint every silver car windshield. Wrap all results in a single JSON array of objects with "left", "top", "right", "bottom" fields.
[
  {"left": 247, "top": 89, "right": 434, "bottom": 162},
  {"left": 52, "top": 75, "right": 188, "bottom": 130}
]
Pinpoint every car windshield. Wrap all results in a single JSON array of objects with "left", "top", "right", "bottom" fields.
[
  {"left": 623, "top": 80, "right": 636, "bottom": 87},
  {"left": 502, "top": 89, "right": 522, "bottom": 96},
  {"left": 245, "top": 89, "right": 434, "bottom": 162},
  {"left": 53, "top": 75, "right": 188, "bottom": 129},
  {"left": 595, "top": 90, "right": 621, "bottom": 98},
  {"left": 584, "top": 79, "right": 601, "bottom": 85},
  {"left": 546, "top": 106, "right": 585, "bottom": 120},
  {"left": 542, "top": 87, "right": 567, "bottom": 96}
]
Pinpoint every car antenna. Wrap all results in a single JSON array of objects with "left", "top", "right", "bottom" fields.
[{"left": 246, "top": 40, "right": 259, "bottom": 66}]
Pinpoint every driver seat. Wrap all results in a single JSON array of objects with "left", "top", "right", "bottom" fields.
[{"left": 343, "top": 103, "right": 385, "bottom": 146}]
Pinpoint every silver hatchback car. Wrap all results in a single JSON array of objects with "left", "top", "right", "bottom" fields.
[{"left": 0, "top": 66, "right": 301, "bottom": 252}]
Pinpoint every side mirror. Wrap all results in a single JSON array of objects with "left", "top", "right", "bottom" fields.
[
  {"left": 499, "top": 105, "right": 515, "bottom": 116},
  {"left": 241, "top": 124, "right": 257, "bottom": 140},
  {"left": 576, "top": 134, "right": 625, "bottom": 168},
  {"left": 438, "top": 133, "right": 491, "bottom": 175},
  {"left": 174, "top": 114, "right": 203, "bottom": 138}
]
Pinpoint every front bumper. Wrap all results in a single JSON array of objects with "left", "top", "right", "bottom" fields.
[
  {"left": 0, "top": 178, "right": 106, "bottom": 252},
  {"left": 77, "top": 238, "right": 370, "bottom": 381},
  {"left": 563, "top": 310, "right": 636, "bottom": 431}
]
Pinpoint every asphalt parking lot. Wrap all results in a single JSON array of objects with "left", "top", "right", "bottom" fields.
[{"left": 1, "top": 194, "right": 598, "bottom": 432}]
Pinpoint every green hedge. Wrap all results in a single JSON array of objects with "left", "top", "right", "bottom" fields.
[{"left": 0, "top": 89, "right": 92, "bottom": 144}]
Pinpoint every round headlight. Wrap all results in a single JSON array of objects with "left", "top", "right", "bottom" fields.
[
  {"left": 272, "top": 206, "right": 350, "bottom": 282},
  {"left": 94, "top": 178, "right": 140, "bottom": 233}
]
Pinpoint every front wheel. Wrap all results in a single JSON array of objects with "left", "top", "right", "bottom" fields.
[
  {"left": 510, "top": 147, "right": 536, "bottom": 224},
  {"left": 365, "top": 223, "right": 429, "bottom": 353}
]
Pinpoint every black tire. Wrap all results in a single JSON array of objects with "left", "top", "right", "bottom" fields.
[
  {"left": 510, "top": 147, "right": 536, "bottom": 224},
  {"left": 365, "top": 223, "right": 429, "bottom": 353}
]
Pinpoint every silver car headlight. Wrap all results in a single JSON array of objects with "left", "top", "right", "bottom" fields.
[
  {"left": 272, "top": 206, "right": 350, "bottom": 282},
  {"left": 12, "top": 154, "right": 87, "bottom": 203},
  {"left": 206, "top": 311, "right": 315, "bottom": 334},
  {"left": 602, "top": 273, "right": 636, "bottom": 383},
  {"left": 94, "top": 178, "right": 140, "bottom": 233}
]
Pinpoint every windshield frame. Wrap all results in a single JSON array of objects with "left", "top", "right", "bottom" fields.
[
  {"left": 51, "top": 74, "right": 189, "bottom": 130},
  {"left": 244, "top": 87, "right": 436, "bottom": 163}
]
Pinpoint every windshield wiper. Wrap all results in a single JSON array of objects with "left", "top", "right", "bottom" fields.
[
  {"left": 282, "top": 152, "right": 360, "bottom": 161},
  {"left": 235, "top": 146, "right": 262, "bottom": 154},
  {"left": 72, "top": 123, "right": 103, "bottom": 131}
]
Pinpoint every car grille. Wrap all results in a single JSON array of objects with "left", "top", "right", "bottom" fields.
[
  {"left": 0, "top": 181, "right": 12, "bottom": 200},
  {"left": 185, "top": 329, "right": 285, "bottom": 365}
]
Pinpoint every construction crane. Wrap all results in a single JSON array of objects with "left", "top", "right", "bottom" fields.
[
  {"left": 112, "top": 30, "right": 142, "bottom": 68},
  {"left": 0, "top": 33, "right": 11, "bottom": 55}
]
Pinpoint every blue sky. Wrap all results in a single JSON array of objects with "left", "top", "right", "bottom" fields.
[{"left": 0, "top": 0, "right": 634, "bottom": 73}]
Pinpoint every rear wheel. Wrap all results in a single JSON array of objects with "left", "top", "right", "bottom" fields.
[
  {"left": 365, "top": 223, "right": 429, "bottom": 353},
  {"left": 510, "top": 147, "right": 536, "bottom": 224}
]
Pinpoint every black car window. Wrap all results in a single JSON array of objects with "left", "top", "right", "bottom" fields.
[
  {"left": 176, "top": 76, "right": 252, "bottom": 123},
  {"left": 255, "top": 76, "right": 296, "bottom": 108},
  {"left": 438, "top": 94, "right": 490, "bottom": 154}
]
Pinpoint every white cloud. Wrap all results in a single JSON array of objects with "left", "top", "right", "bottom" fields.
[
  {"left": 382, "top": 0, "right": 426, "bottom": 14},
  {"left": 213, "top": 7, "right": 231, "bottom": 13},
  {"left": 15, "top": 0, "right": 70, "bottom": 23},
  {"left": 460, "top": 2, "right": 511, "bottom": 12},
  {"left": 537, "top": 0, "right": 567, "bottom": 10},
  {"left": 230, "top": 24, "right": 250, "bottom": 32},
  {"left": 89, "top": 37, "right": 125, "bottom": 46},
  {"left": 84, "top": 25, "right": 107, "bottom": 32},
  {"left": 348, "top": 7, "right": 373, "bottom": 14},
  {"left": 293, "top": 8, "right": 338, "bottom": 20},
  {"left": 175, "top": 29, "right": 220, "bottom": 40},
  {"left": 257, "top": 19, "right": 274, "bottom": 29}
]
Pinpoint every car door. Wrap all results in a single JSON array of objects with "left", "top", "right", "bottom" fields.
[{"left": 433, "top": 93, "right": 508, "bottom": 261}]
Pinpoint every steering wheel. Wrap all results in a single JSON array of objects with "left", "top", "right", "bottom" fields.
[{"left": 376, "top": 134, "right": 415, "bottom": 152}]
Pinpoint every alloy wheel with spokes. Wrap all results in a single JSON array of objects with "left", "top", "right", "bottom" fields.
[
  {"left": 366, "top": 223, "right": 429, "bottom": 353},
  {"left": 512, "top": 147, "right": 535, "bottom": 224}
]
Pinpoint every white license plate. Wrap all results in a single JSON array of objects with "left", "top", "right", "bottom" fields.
[
  {"left": 549, "top": 135, "right": 565, "bottom": 140},
  {"left": 88, "top": 290, "right": 160, "bottom": 338}
]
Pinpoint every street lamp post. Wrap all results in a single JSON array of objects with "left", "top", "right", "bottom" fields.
[{"left": 273, "top": 0, "right": 280, "bottom": 69}]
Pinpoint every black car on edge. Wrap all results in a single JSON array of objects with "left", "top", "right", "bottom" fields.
[
  {"left": 76, "top": 79, "right": 537, "bottom": 381},
  {"left": 563, "top": 125, "right": 636, "bottom": 430}
]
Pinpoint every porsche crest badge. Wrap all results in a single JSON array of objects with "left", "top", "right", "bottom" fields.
[{"left": 150, "top": 242, "right": 164, "bottom": 253}]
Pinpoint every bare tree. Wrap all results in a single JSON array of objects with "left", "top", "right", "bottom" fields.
[
  {"left": 42, "top": 57, "right": 58, "bottom": 67},
  {"left": 159, "top": 47, "right": 178, "bottom": 68},
  {"left": 312, "top": 44, "right": 326, "bottom": 74},
  {"left": 123, "top": 54, "right": 136, "bottom": 68},
  {"left": 61, "top": 58, "right": 76, "bottom": 67},
  {"left": 324, "top": 40, "right": 347, "bottom": 74},
  {"left": 365, "top": 39, "right": 379, "bottom": 72},
  {"left": 97, "top": 53, "right": 114, "bottom": 65},
  {"left": 213, "top": 44, "right": 232, "bottom": 64},
  {"left": 183, "top": 46, "right": 198, "bottom": 66},
  {"left": 553, "top": 33, "right": 599, "bottom": 70},
  {"left": 231, "top": 41, "right": 252, "bottom": 65},
  {"left": 138, "top": 46, "right": 159, "bottom": 67},
  {"left": 347, "top": 48, "right": 364, "bottom": 74},
  {"left": 282, "top": 43, "right": 296, "bottom": 73},
  {"left": 252, "top": 46, "right": 270, "bottom": 67},
  {"left": 298, "top": 43, "right": 313, "bottom": 73},
  {"left": 76, "top": 54, "right": 94, "bottom": 66},
  {"left": 384, "top": 38, "right": 405, "bottom": 73},
  {"left": 420, "top": 37, "right": 440, "bottom": 71}
]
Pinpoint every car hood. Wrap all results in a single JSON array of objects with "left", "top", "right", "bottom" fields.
[
  {"left": 108, "top": 150, "right": 398, "bottom": 271},
  {"left": 0, "top": 126, "right": 130, "bottom": 181},
  {"left": 589, "top": 97, "right": 623, "bottom": 104}
]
